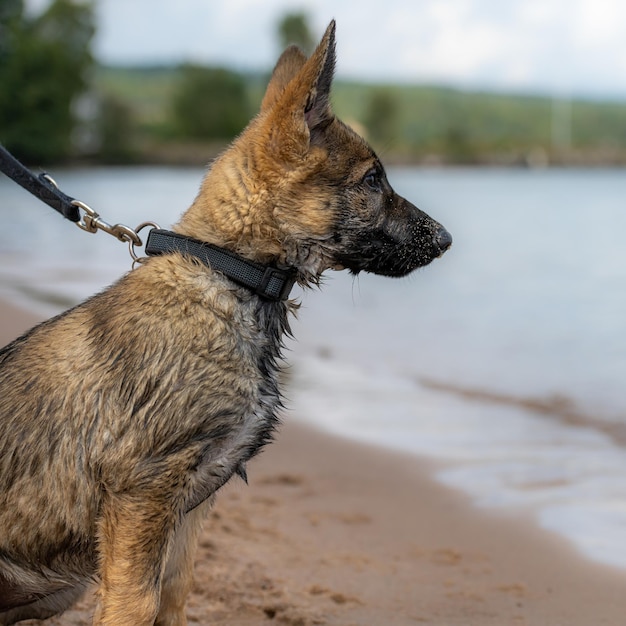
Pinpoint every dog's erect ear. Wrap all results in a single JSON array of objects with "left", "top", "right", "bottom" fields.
[
  {"left": 261, "top": 45, "right": 308, "bottom": 113},
  {"left": 299, "top": 19, "right": 336, "bottom": 131},
  {"left": 261, "top": 21, "right": 337, "bottom": 160}
]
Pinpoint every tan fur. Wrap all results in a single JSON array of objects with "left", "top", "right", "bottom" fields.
[
  {"left": 0, "top": 21, "right": 450, "bottom": 625},
  {"left": 177, "top": 26, "right": 340, "bottom": 275}
]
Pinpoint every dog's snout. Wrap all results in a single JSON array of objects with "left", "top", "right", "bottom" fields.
[{"left": 433, "top": 226, "right": 452, "bottom": 254}]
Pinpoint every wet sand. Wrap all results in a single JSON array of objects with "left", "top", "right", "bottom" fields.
[{"left": 2, "top": 299, "right": 625, "bottom": 625}]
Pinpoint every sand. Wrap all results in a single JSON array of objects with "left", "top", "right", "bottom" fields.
[{"left": 2, "top": 298, "right": 626, "bottom": 625}]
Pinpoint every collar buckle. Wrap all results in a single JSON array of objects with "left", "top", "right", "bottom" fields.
[{"left": 257, "top": 266, "right": 297, "bottom": 301}]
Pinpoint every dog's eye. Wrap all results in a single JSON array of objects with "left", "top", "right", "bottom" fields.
[{"left": 363, "top": 169, "right": 382, "bottom": 192}]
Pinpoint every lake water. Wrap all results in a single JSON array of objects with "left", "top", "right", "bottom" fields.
[{"left": 1, "top": 165, "right": 626, "bottom": 571}]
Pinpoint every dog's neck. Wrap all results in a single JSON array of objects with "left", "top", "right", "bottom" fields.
[
  {"left": 174, "top": 147, "right": 337, "bottom": 288},
  {"left": 144, "top": 228, "right": 297, "bottom": 302}
]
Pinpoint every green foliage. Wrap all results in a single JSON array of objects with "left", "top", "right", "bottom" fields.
[
  {"left": 0, "top": 0, "right": 95, "bottom": 163},
  {"left": 277, "top": 12, "right": 314, "bottom": 54},
  {"left": 169, "top": 65, "right": 250, "bottom": 142},
  {"left": 1, "top": 1, "right": 622, "bottom": 166},
  {"left": 333, "top": 82, "right": 626, "bottom": 164},
  {"left": 96, "top": 95, "right": 137, "bottom": 163},
  {"left": 94, "top": 65, "right": 179, "bottom": 132},
  {"left": 441, "top": 127, "right": 477, "bottom": 164},
  {"left": 91, "top": 66, "right": 626, "bottom": 165},
  {"left": 363, "top": 89, "right": 399, "bottom": 149}
]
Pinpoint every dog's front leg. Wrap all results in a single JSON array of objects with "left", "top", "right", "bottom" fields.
[
  {"left": 94, "top": 491, "right": 178, "bottom": 626},
  {"left": 156, "top": 497, "right": 214, "bottom": 626}
]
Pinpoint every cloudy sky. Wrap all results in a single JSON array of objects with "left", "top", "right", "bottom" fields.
[{"left": 28, "top": 0, "right": 626, "bottom": 99}]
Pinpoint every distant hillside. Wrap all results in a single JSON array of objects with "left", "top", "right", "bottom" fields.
[{"left": 94, "top": 65, "right": 626, "bottom": 166}]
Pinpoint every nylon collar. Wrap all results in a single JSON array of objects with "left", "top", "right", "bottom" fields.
[{"left": 144, "top": 229, "right": 297, "bottom": 302}]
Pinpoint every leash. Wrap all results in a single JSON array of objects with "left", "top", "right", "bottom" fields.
[
  {"left": 0, "top": 143, "right": 153, "bottom": 255},
  {"left": 0, "top": 144, "right": 295, "bottom": 301},
  {"left": 0, "top": 144, "right": 81, "bottom": 222}
]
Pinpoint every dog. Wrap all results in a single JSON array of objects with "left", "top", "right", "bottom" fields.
[{"left": 0, "top": 21, "right": 451, "bottom": 625}]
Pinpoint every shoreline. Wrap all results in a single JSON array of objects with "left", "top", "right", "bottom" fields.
[{"left": 2, "top": 299, "right": 626, "bottom": 624}]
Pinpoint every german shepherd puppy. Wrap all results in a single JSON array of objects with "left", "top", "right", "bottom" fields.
[{"left": 0, "top": 21, "right": 451, "bottom": 625}]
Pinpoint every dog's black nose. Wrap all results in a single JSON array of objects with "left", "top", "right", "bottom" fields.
[{"left": 434, "top": 226, "right": 452, "bottom": 253}]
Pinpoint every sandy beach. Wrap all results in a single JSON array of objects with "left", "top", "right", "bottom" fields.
[{"left": 2, "top": 299, "right": 626, "bottom": 625}]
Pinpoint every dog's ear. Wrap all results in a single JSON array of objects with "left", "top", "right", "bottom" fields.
[
  {"left": 298, "top": 19, "right": 336, "bottom": 132},
  {"left": 261, "top": 20, "right": 337, "bottom": 161},
  {"left": 261, "top": 45, "right": 308, "bottom": 113}
]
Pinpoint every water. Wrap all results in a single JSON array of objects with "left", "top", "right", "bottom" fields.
[{"left": 2, "top": 165, "right": 626, "bottom": 571}]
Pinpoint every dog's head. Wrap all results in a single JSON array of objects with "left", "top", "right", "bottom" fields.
[{"left": 179, "top": 21, "right": 451, "bottom": 282}]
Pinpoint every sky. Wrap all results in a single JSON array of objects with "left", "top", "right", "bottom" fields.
[{"left": 26, "top": 0, "right": 626, "bottom": 99}]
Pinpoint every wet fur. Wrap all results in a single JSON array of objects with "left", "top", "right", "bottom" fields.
[{"left": 0, "top": 22, "right": 450, "bottom": 625}]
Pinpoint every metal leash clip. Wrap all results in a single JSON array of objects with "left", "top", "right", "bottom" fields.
[
  {"left": 35, "top": 173, "right": 160, "bottom": 266},
  {"left": 72, "top": 200, "right": 142, "bottom": 246}
]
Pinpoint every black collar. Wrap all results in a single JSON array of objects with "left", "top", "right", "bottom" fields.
[{"left": 144, "top": 229, "right": 297, "bottom": 302}]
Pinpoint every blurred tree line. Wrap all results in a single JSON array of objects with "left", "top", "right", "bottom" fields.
[
  {"left": 2, "top": 4, "right": 625, "bottom": 166},
  {"left": 0, "top": 0, "right": 94, "bottom": 162},
  {"left": 0, "top": 5, "right": 316, "bottom": 164}
]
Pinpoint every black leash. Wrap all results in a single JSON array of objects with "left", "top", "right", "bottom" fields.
[
  {"left": 0, "top": 144, "right": 80, "bottom": 222},
  {"left": 0, "top": 144, "right": 296, "bottom": 302}
]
